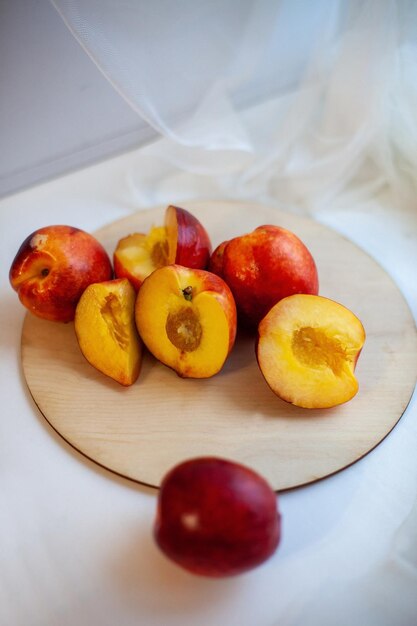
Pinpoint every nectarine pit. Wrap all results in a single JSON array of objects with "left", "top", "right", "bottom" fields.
[
  {"left": 100, "top": 293, "right": 129, "bottom": 351},
  {"left": 292, "top": 326, "right": 348, "bottom": 376},
  {"left": 165, "top": 307, "right": 202, "bottom": 352}
]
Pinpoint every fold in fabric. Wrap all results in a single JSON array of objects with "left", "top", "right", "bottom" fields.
[{"left": 50, "top": 0, "right": 417, "bottom": 211}]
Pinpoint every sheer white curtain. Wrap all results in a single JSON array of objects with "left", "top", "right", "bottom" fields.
[{"left": 49, "top": 0, "right": 417, "bottom": 212}]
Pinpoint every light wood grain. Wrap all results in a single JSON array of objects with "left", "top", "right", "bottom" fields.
[{"left": 21, "top": 201, "right": 417, "bottom": 490}]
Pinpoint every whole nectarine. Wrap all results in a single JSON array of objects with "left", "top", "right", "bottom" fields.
[
  {"left": 210, "top": 225, "right": 319, "bottom": 328},
  {"left": 154, "top": 457, "right": 281, "bottom": 577},
  {"left": 9, "top": 225, "right": 112, "bottom": 322}
]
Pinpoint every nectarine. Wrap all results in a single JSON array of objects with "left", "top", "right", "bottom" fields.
[
  {"left": 257, "top": 294, "right": 366, "bottom": 408},
  {"left": 135, "top": 264, "right": 236, "bottom": 378},
  {"left": 9, "top": 225, "right": 112, "bottom": 322},
  {"left": 114, "top": 205, "right": 212, "bottom": 290},
  {"left": 75, "top": 278, "right": 142, "bottom": 386},
  {"left": 154, "top": 457, "right": 281, "bottom": 577},
  {"left": 210, "top": 225, "right": 319, "bottom": 328}
]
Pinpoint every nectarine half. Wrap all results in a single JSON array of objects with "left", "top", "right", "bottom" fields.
[
  {"left": 257, "top": 294, "right": 365, "bottom": 408},
  {"left": 75, "top": 278, "right": 142, "bottom": 386},
  {"left": 114, "top": 205, "right": 212, "bottom": 290},
  {"left": 135, "top": 264, "right": 237, "bottom": 378}
]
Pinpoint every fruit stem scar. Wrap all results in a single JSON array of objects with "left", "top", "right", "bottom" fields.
[
  {"left": 182, "top": 286, "right": 193, "bottom": 301},
  {"left": 41, "top": 268, "right": 49, "bottom": 277}
]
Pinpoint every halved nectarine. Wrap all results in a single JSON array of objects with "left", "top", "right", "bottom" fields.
[
  {"left": 114, "top": 205, "right": 212, "bottom": 290},
  {"left": 135, "top": 265, "right": 237, "bottom": 378},
  {"left": 257, "top": 294, "right": 365, "bottom": 408},
  {"left": 75, "top": 278, "right": 142, "bottom": 386}
]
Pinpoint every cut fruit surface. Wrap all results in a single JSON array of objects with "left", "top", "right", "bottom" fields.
[
  {"left": 113, "top": 227, "right": 173, "bottom": 291},
  {"left": 75, "top": 278, "right": 142, "bottom": 386},
  {"left": 135, "top": 264, "right": 236, "bottom": 378},
  {"left": 257, "top": 294, "right": 365, "bottom": 408},
  {"left": 114, "top": 206, "right": 211, "bottom": 290}
]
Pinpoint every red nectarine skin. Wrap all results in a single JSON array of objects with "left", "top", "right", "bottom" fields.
[
  {"left": 208, "top": 240, "right": 228, "bottom": 278},
  {"left": 167, "top": 206, "right": 212, "bottom": 270},
  {"left": 219, "top": 225, "right": 319, "bottom": 328},
  {"left": 154, "top": 457, "right": 281, "bottom": 577},
  {"left": 9, "top": 225, "right": 112, "bottom": 322}
]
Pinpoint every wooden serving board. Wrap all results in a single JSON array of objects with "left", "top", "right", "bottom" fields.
[{"left": 21, "top": 201, "right": 417, "bottom": 491}]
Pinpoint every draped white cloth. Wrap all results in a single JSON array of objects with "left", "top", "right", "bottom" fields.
[{"left": 50, "top": 0, "right": 417, "bottom": 212}]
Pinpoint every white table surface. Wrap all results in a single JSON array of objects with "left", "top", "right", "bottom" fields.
[{"left": 1, "top": 148, "right": 416, "bottom": 626}]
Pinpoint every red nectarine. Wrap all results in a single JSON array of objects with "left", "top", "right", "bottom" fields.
[
  {"left": 9, "top": 225, "right": 112, "bottom": 322},
  {"left": 154, "top": 457, "right": 281, "bottom": 577},
  {"left": 210, "top": 225, "right": 319, "bottom": 328}
]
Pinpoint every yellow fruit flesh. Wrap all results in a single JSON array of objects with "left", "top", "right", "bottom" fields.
[
  {"left": 115, "top": 226, "right": 174, "bottom": 282},
  {"left": 291, "top": 326, "right": 351, "bottom": 377},
  {"left": 136, "top": 267, "right": 230, "bottom": 378},
  {"left": 75, "top": 279, "right": 142, "bottom": 386},
  {"left": 258, "top": 295, "right": 365, "bottom": 409}
]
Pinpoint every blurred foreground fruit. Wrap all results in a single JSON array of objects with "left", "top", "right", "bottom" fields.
[
  {"left": 154, "top": 457, "right": 281, "bottom": 577},
  {"left": 257, "top": 294, "right": 365, "bottom": 408},
  {"left": 75, "top": 278, "right": 142, "bottom": 386},
  {"left": 135, "top": 264, "right": 236, "bottom": 378},
  {"left": 9, "top": 225, "right": 112, "bottom": 322},
  {"left": 210, "top": 225, "right": 318, "bottom": 328},
  {"left": 114, "top": 205, "right": 212, "bottom": 290}
]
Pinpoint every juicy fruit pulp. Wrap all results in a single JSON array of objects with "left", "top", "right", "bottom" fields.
[
  {"left": 114, "top": 227, "right": 172, "bottom": 291},
  {"left": 211, "top": 225, "right": 319, "bottom": 328},
  {"left": 135, "top": 264, "right": 236, "bottom": 378},
  {"left": 114, "top": 205, "right": 212, "bottom": 290},
  {"left": 257, "top": 294, "right": 365, "bottom": 408},
  {"left": 75, "top": 278, "right": 142, "bottom": 385},
  {"left": 154, "top": 457, "right": 281, "bottom": 577}
]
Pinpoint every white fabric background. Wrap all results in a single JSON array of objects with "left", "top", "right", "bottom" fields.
[{"left": 50, "top": 0, "right": 417, "bottom": 213}]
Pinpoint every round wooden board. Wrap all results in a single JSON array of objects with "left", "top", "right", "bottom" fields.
[{"left": 22, "top": 201, "right": 417, "bottom": 491}]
